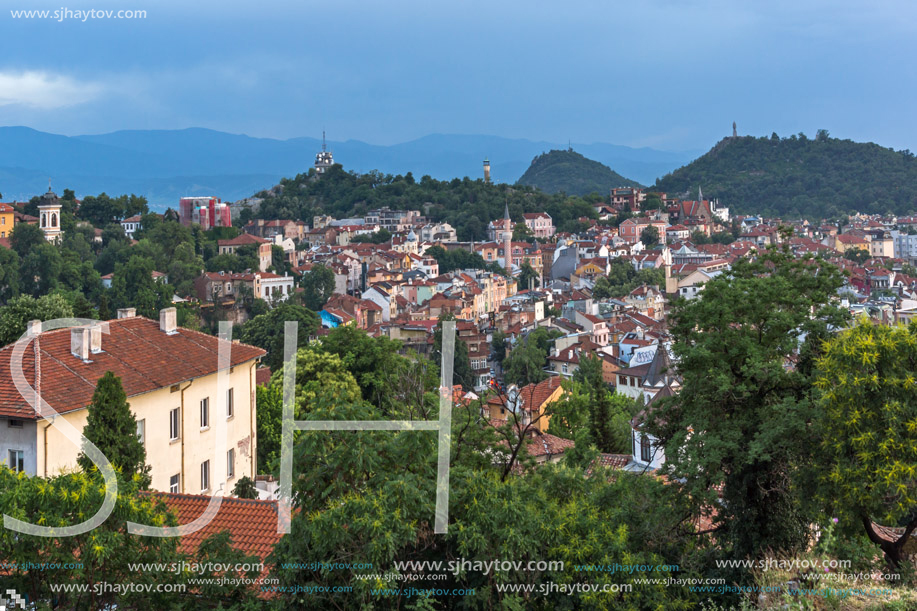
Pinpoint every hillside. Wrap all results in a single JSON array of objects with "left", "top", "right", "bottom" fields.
[
  {"left": 654, "top": 133, "right": 917, "bottom": 219},
  {"left": 516, "top": 149, "right": 642, "bottom": 196}
]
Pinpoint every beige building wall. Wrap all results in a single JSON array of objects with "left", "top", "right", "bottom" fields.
[{"left": 38, "top": 362, "right": 258, "bottom": 495}]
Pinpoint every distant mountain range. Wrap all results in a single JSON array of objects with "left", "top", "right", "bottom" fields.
[
  {"left": 0, "top": 127, "right": 695, "bottom": 209},
  {"left": 516, "top": 149, "right": 642, "bottom": 195}
]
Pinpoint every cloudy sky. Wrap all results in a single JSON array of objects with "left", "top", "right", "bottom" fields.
[{"left": 1, "top": 0, "right": 915, "bottom": 152}]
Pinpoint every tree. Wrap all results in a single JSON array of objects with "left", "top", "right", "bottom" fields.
[
  {"left": 512, "top": 222, "right": 533, "bottom": 241},
  {"left": 19, "top": 241, "right": 62, "bottom": 296},
  {"left": 78, "top": 193, "right": 123, "bottom": 227},
  {"left": 640, "top": 225, "right": 660, "bottom": 249},
  {"left": 843, "top": 248, "right": 869, "bottom": 264},
  {"left": 648, "top": 241, "right": 849, "bottom": 564},
  {"left": 517, "top": 260, "right": 540, "bottom": 290},
  {"left": 432, "top": 313, "right": 474, "bottom": 390},
  {"left": 232, "top": 475, "right": 258, "bottom": 499},
  {"left": 9, "top": 221, "right": 45, "bottom": 259},
  {"left": 0, "top": 293, "right": 73, "bottom": 346},
  {"left": 815, "top": 319, "right": 917, "bottom": 568},
  {"left": 320, "top": 323, "right": 409, "bottom": 410},
  {"left": 503, "top": 340, "right": 548, "bottom": 387},
  {"left": 300, "top": 263, "right": 336, "bottom": 311},
  {"left": 110, "top": 255, "right": 172, "bottom": 317},
  {"left": 592, "top": 275, "right": 612, "bottom": 300},
  {"left": 78, "top": 371, "right": 152, "bottom": 488},
  {"left": 491, "top": 329, "right": 507, "bottom": 364},
  {"left": 239, "top": 302, "right": 319, "bottom": 371},
  {"left": 0, "top": 246, "right": 20, "bottom": 304}
]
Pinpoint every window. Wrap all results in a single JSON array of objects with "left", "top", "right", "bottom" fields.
[
  {"left": 169, "top": 474, "right": 180, "bottom": 493},
  {"left": 137, "top": 419, "right": 145, "bottom": 446},
  {"left": 226, "top": 388, "right": 234, "bottom": 419},
  {"left": 640, "top": 435, "right": 652, "bottom": 463},
  {"left": 562, "top": 364, "right": 568, "bottom": 374},
  {"left": 169, "top": 408, "right": 180, "bottom": 441},
  {"left": 201, "top": 460, "right": 210, "bottom": 492},
  {"left": 8, "top": 450, "right": 24, "bottom": 472},
  {"left": 8, "top": 419, "right": 23, "bottom": 428},
  {"left": 200, "top": 397, "right": 209, "bottom": 429},
  {"left": 227, "top": 449, "right": 235, "bottom": 479}
]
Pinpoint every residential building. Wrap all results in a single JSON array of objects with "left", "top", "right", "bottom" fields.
[
  {"left": 522, "top": 212, "right": 555, "bottom": 238},
  {"left": 179, "top": 197, "right": 232, "bottom": 230},
  {"left": 0, "top": 309, "right": 264, "bottom": 494},
  {"left": 0, "top": 203, "right": 14, "bottom": 239},
  {"left": 217, "top": 233, "right": 272, "bottom": 272}
]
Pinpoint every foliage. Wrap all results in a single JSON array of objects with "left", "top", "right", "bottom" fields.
[
  {"left": 232, "top": 475, "right": 259, "bottom": 499},
  {"left": 239, "top": 302, "right": 319, "bottom": 371},
  {"left": 432, "top": 312, "right": 475, "bottom": 390},
  {"left": 78, "top": 371, "right": 152, "bottom": 488},
  {"left": 516, "top": 149, "right": 642, "bottom": 196},
  {"left": 648, "top": 242, "right": 850, "bottom": 564},
  {"left": 491, "top": 328, "right": 507, "bottom": 364},
  {"left": 0, "top": 293, "right": 73, "bottom": 346},
  {"left": 350, "top": 227, "right": 392, "bottom": 244},
  {"left": 9, "top": 221, "right": 45, "bottom": 258},
  {"left": 640, "top": 225, "right": 660, "bottom": 249},
  {"left": 518, "top": 260, "right": 540, "bottom": 290},
  {"left": 253, "top": 163, "right": 599, "bottom": 240},
  {"left": 597, "top": 258, "right": 666, "bottom": 299},
  {"left": 319, "top": 323, "right": 409, "bottom": 411},
  {"left": 503, "top": 338, "right": 549, "bottom": 387},
  {"left": 300, "top": 263, "right": 336, "bottom": 311},
  {"left": 654, "top": 134, "right": 917, "bottom": 218},
  {"left": 0, "top": 245, "right": 20, "bottom": 304},
  {"left": 814, "top": 319, "right": 917, "bottom": 568},
  {"left": 78, "top": 192, "right": 149, "bottom": 227},
  {"left": 0, "top": 468, "right": 183, "bottom": 609},
  {"left": 110, "top": 254, "right": 174, "bottom": 317},
  {"left": 425, "top": 244, "right": 507, "bottom": 276}
]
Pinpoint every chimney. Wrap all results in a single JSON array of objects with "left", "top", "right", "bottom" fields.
[
  {"left": 26, "top": 320, "right": 42, "bottom": 336},
  {"left": 160, "top": 307, "right": 177, "bottom": 335},
  {"left": 71, "top": 327, "right": 90, "bottom": 362},
  {"left": 90, "top": 323, "right": 106, "bottom": 354},
  {"left": 117, "top": 308, "right": 136, "bottom": 319}
]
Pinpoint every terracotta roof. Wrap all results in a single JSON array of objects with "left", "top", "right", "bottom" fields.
[
  {"left": 218, "top": 233, "right": 268, "bottom": 247},
  {"left": 0, "top": 316, "right": 266, "bottom": 419},
  {"left": 255, "top": 367, "right": 272, "bottom": 387},
  {"left": 147, "top": 492, "right": 283, "bottom": 561},
  {"left": 524, "top": 432, "right": 574, "bottom": 457}
]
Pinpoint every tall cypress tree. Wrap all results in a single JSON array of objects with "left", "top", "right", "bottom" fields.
[{"left": 78, "top": 371, "right": 152, "bottom": 488}]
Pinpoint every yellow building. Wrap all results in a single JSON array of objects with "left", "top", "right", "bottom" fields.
[
  {"left": 0, "top": 203, "right": 14, "bottom": 239},
  {"left": 0, "top": 308, "right": 265, "bottom": 495}
]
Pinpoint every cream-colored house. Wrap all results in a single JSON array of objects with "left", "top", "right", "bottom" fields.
[{"left": 0, "top": 308, "right": 265, "bottom": 496}]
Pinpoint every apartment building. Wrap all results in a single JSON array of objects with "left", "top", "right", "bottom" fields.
[{"left": 0, "top": 308, "right": 265, "bottom": 495}]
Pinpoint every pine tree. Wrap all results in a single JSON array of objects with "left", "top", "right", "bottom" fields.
[{"left": 78, "top": 371, "right": 152, "bottom": 488}]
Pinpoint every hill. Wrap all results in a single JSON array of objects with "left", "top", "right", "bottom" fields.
[
  {"left": 654, "top": 133, "right": 917, "bottom": 219},
  {"left": 516, "top": 149, "right": 642, "bottom": 195},
  {"left": 0, "top": 127, "right": 692, "bottom": 207}
]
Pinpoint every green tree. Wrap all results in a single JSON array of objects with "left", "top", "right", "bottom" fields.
[
  {"left": 491, "top": 329, "right": 507, "bottom": 364},
  {"left": 232, "top": 475, "right": 259, "bottom": 499},
  {"left": 640, "top": 225, "right": 660, "bottom": 249},
  {"left": 0, "top": 246, "right": 20, "bottom": 304},
  {"left": 320, "top": 323, "right": 408, "bottom": 410},
  {"left": 77, "top": 371, "right": 152, "bottom": 488},
  {"left": 592, "top": 275, "right": 612, "bottom": 300},
  {"left": 518, "top": 260, "right": 540, "bottom": 290},
  {"left": 814, "top": 319, "right": 917, "bottom": 568},
  {"left": 9, "top": 221, "right": 45, "bottom": 258},
  {"left": 648, "top": 241, "right": 849, "bottom": 564},
  {"left": 300, "top": 263, "right": 336, "bottom": 310},
  {"left": 0, "top": 293, "right": 73, "bottom": 346},
  {"left": 19, "top": 241, "right": 62, "bottom": 296},
  {"left": 110, "top": 255, "right": 173, "bottom": 317},
  {"left": 503, "top": 339, "right": 548, "bottom": 387},
  {"left": 512, "top": 222, "right": 533, "bottom": 241},
  {"left": 239, "top": 302, "right": 320, "bottom": 371},
  {"left": 432, "top": 313, "right": 474, "bottom": 390}
]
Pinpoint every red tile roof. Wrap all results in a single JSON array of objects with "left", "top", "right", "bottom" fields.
[
  {"left": 218, "top": 233, "right": 269, "bottom": 247},
  {"left": 147, "top": 492, "right": 283, "bottom": 561},
  {"left": 0, "top": 316, "right": 266, "bottom": 419}
]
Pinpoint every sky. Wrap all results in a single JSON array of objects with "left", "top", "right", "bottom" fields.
[{"left": 1, "top": 0, "right": 915, "bottom": 152}]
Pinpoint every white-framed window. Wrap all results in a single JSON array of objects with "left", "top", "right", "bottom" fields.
[
  {"left": 201, "top": 460, "right": 210, "bottom": 492},
  {"left": 169, "top": 474, "right": 180, "bottom": 493},
  {"left": 169, "top": 408, "right": 180, "bottom": 441},
  {"left": 226, "top": 388, "right": 234, "bottom": 419},
  {"left": 8, "top": 450, "right": 24, "bottom": 473},
  {"left": 200, "top": 397, "right": 209, "bottom": 429},
  {"left": 227, "top": 449, "right": 235, "bottom": 479},
  {"left": 137, "top": 419, "right": 146, "bottom": 446}
]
